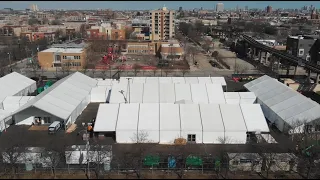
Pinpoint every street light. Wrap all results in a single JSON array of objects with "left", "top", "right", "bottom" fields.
[
  {"left": 126, "top": 78, "right": 132, "bottom": 103},
  {"left": 7, "top": 52, "right": 11, "bottom": 68}
]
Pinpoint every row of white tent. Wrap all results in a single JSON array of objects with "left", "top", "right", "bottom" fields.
[
  {"left": 94, "top": 103, "right": 269, "bottom": 144},
  {"left": 244, "top": 75, "right": 320, "bottom": 132},
  {"left": 91, "top": 83, "right": 256, "bottom": 104}
]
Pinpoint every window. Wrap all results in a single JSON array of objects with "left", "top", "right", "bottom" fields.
[
  {"left": 74, "top": 56, "right": 81, "bottom": 59},
  {"left": 43, "top": 117, "right": 51, "bottom": 124},
  {"left": 62, "top": 56, "right": 67, "bottom": 59},
  {"left": 299, "top": 49, "right": 304, "bottom": 56},
  {"left": 232, "top": 160, "right": 239, "bottom": 165},
  {"left": 187, "top": 134, "right": 196, "bottom": 142}
]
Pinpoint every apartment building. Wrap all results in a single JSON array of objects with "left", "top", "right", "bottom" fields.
[
  {"left": 111, "top": 29, "right": 125, "bottom": 40},
  {"left": 38, "top": 48, "right": 86, "bottom": 69},
  {"left": 149, "top": 6, "right": 175, "bottom": 41},
  {"left": 286, "top": 35, "right": 318, "bottom": 61},
  {"left": 20, "top": 31, "right": 55, "bottom": 42},
  {"left": 126, "top": 42, "right": 156, "bottom": 55}
]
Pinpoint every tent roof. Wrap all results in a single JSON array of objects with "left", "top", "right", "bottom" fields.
[
  {"left": 175, "top": 84, "right": 192, "bottom": 102},
  {"left": 143, "top": 83, "right": 159, "bottom": 103},
  {"left": 206, "top": 84, "right": 226, "bottom": 104},
  {"left": 109, "top": 83, "right": 128, "bottom": 103},
  {"left": 199, "top": 104, "right": 224, "bottom": 132},
  {"left": 220, "top": 104, "right": 247, "bottom": 132},
  {"left": 240, "top": 104, "right": 269, "bottom": 133},
  {"left": 119, "top": 77, "right": 227, "bottom": 86},
  {"left": 138, "top": 104, "right": 159, "bottom": 131},
  {"left": 93, "top": 104, "right": 119, "bottom": 132},
  {"left": 180, "top": 104, "right": 202, "bottom": 131},
  {"left": 0, "top": 72, "right": 36, "bottom": 100},
  {"left": 160, "top": 103, "right": 180, "bottom": 131},
  {"left": 129, "top": 83, "right": 144, "bottom": 103},
  {"left": 244, "top": 75, "right": 320, "bottom": 125},
  {"left": 159, "top": 83, "right": 176, "bottom": 103},
  {"left": 10, "top": 72, "right": 97, "bottom": 120},
  {"left": 116, "top": 103, "right": 139, "bottom": 131},
  {"left": 191, "top": 84, "right": 209, "bottom": 104}
]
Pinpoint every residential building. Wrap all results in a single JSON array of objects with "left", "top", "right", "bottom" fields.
[
  {"left": 126, "top": 41, "right": 156, "bottom": 55},
  {"left": 266, "top": 6, "right": 272, "bottom": 13},
  {"left": 150, "top": 6, "right": 176, "bottom": 41},
  {"left": 286, "top": 35, "right": 317, "bottom": 61},
  {"left": 20, "top": 31, "right": 55, "bottom": 42},
  {"left": 309, "top": 38, "right": 320, "bottom": 65},
  {"left": 160, "top": 41, "right": 184, "bottom": 60},
  {"left": 37, "top": 48, "right": 86, "bottom": 69},
  {"left": 30, "top": 4, "right": 38, "bottom": 12},
  {"left": 86, "top": 29, "right": 100, "bottom": 39},
  {"left": 216, "top": 3, "right": 224, "bottom": 12},
  {"left": 111, "top": 29, "right": 125, "bottom": 40}
]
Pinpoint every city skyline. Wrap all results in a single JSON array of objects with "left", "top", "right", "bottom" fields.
[{"left": 1, "top": 1, "right": 320, "bottom": 10}]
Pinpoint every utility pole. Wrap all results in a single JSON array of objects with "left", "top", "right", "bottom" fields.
[
  {"left": 7, "top": 53, "right": 11, "bottom": 68},
  {"left": 126, "top": 78, "right": 132, "bottom": 103}
]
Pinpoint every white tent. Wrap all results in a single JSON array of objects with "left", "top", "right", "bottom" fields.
[
  {"left": 109, "top": 83, "right": 128, "bottom": 103},
  {"left": 93, "top": 103, "right": 269, "bottom": 144},
  {"left": 220, "top": 104, "right": 248, "bottom": 144},
  {"left": 143, "top": 83, "right": 159, "bottom": 103},
  {"left": 244, "top": 75, "right": 320, "bottom": 132},
  {"left": 0, "top": 72, "right": 36, "bottom": 108},
  {"left": 224, "top": 92, "right": 240, "bottom": 104},
  {"left": 93, "top": 104, "right": 119, "bottom": 132},
  {"left": 129, "top": 83, "right": 144, "bottom": 103},
  {"left": 206, "top": 84, "right": 226, "bottom": 104},
  {"left": 133, "top": 77, "right": 146, "bottom": 83},
  {"left": 199, "top": 104, "right": 225, "bottom": 143},
  {"left": 9, "top": 72, "right": 97, "bottom": 126},
  {"left": 159, "top": 77, "right": 173, "bottom": 83},
  {"left": 116, "top": 103, "right": 140, "bottom": 143},
  {"left": 145, "top": 77, "right": 159, "bottom": 84},
  {"left": 198, "top": 77, "right": 213, "bottom": 84},
  {"left": 191, "top": 84, "right": 209, "bottom": 104},
  {"left": 180, "top": 104, "right": 203, "bottom": 143},
  {"left": 172, "top": 77, "right": 186, "bottom": 84},
  {"left": 185, "top": 77, "right": 199, "bottom": 84},
  {"left": 138, "top": 104, "right": 160, "bottom": 143},
  {"left": 175, "top": 84, "right": 192, "bottom": 102},
  {"left": 240, "top": 104, "right": 269, "bottom": 133},
  {"left": 96, "top": 79, "right": 118, "bottom": 86},
  {"left": 90, "top": 86, "right": 111, "bottom": 102},
  {"left": 159, "top": 103, "right": 181, "bottom": 144},
  {"left": 159, "top": 83, "right": 176, "bottom": 103},
  {"left": 239, "top": 92, "right": 256, "bottom": 104}
]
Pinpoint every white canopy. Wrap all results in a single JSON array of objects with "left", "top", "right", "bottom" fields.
[
  {"left": 10, "top": 72, "right": 97, "bottom": 123},
  {"left": 93, "top": 104, "right": 119, "bottom": 132},
  {"left": 94, "top": 103, "right": 269, "bottom": 144},
  {"left": 190, "top": 84, "right": 209, "bottom": 104},
  {"left": 0, "top": 72, "right": 36, "bottom": 103},
  {"left": 244, "top": 75, "right": 320, "bottom": 132}
]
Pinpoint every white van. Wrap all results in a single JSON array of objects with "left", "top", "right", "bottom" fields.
[{"left": 48, "top": 121, "right": 61, "bottom": 134}]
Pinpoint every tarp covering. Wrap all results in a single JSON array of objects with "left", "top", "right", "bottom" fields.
[{"left": 244, "top": 75, "right": 320, "bottom": 132}]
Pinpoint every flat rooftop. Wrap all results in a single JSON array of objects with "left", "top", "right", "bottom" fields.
[{"left": 40, "top": 48, "right": 84, "bottom": 53}]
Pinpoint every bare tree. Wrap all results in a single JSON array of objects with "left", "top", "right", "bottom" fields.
[
  {"left": 187, "top": 46, "right": 197, "bottom": 64},
  {"left": 1, "top": 146, "right": 27, "bottom": 178},
  {"left": 61, "top": 62, "right": 71, "bottom": 77},
  {"left": 87, "top": 144, "right": 112, "bottom": 179},
  {"left": 132, "top": 64, "right": 141, "bottom": 77},
  {"left": 234, "top": 63, "right": 249, "bottom": 74}
]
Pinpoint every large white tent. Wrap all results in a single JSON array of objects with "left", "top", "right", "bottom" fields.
[
  {"left": 138, "top": 104, "right": 160, "bottom": 143},
  {"left": 7, "top": 72, "right": 97, "bottom": 127},
  {"left": 159, "top": 103, "right": 181, "bottom": 144},
  {"left": 0, "top": 72, "right": 36, "bottom": 109},
  {"left": 116, "top": 103, "right": 140, "bottom": 143},
  {"left": 220, "top": 104, "right": 248, "bottom": 144},
  {"left": 94, "top": 103, "right": 269, "bottom": 144},
  {"left": 180, "top": 104, "right": 203, "bottom": 143},
  {"left": 90, "top": 86, "right": 111, "bottom": 102},
  {"left": 199, "top": 104, "right": 225, "bottom": 143},
  {"left": 244, "top": 75, "right": 320, "bottom": 132}
]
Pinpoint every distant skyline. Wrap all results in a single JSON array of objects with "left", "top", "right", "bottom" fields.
[{"left": 1, "top": 1, "right": 320, "bottom": 10}]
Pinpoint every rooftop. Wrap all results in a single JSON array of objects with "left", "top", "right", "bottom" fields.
[{"left": 40, "top": 48, "right": 84, "bottom": 53}]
